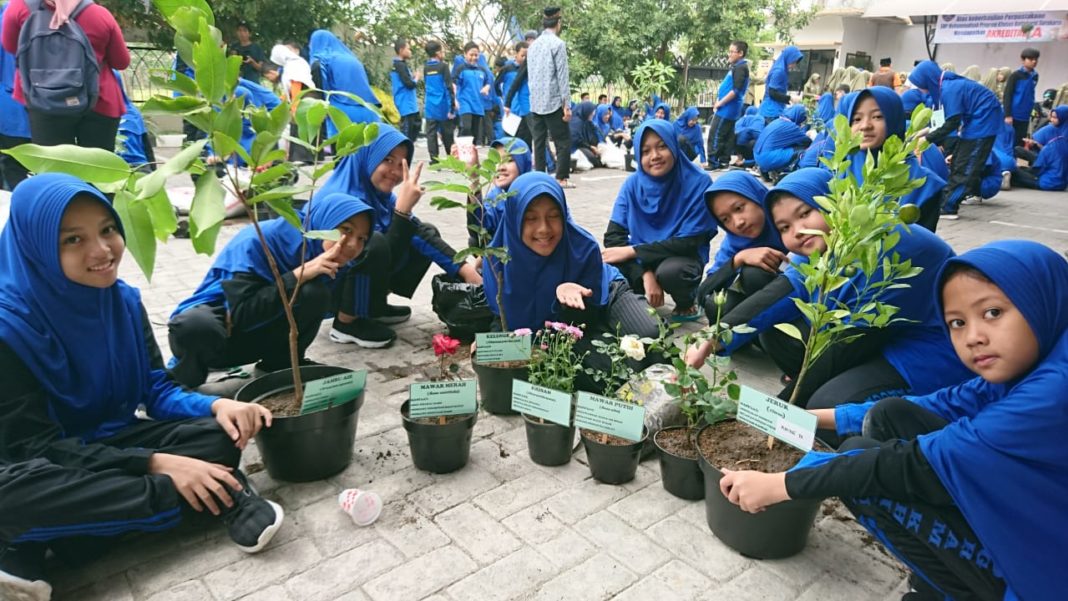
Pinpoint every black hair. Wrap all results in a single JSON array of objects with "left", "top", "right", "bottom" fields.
[
  {"left": 524, "top": 30, "right": 538, "bottom": 41},
  {"left": 463, "top": 41, "right": 480, "bottom": 53},
  {"left": 543, "top": 6, "right": 561, "bottom": 17},
  {"left": 764, "top": 190, "right": 795, "bottom": 212},
  {"left": 394, "top": 38, "right": 408, "bottom": 54},
  {"left": 940, "top": 263, "right": 993, "bottom": 290},
  {"left": 235, "top": 21, "right": 250, "bottom": 31},
  {"left": 835, "top": 83, "right": 851, "bottom": 94},
  {"left": 1021, "top": 47, "right": 1040, "bottom": 60},
  {"left": 580, "top": 92, "right": 590, "bottom": 99},
  {"left": 597, "top": 94, "right": 607, "bottom": 102},
  {"left": 425, "top": 40, "right": 442, "bottom": 57},
  {"left": 260, "top": 61, "right": 280, "bottom": 75},
  {"left": 515, "top": 41, "right": 528, "bottom": 52},
  {"left": 543, "top": 16, "right": 560, "bottom": 30},
  {"left": 731, "top": 40, "right": 748, "bottom": 57},
  {"left": 879, "top": 57, "right": 892, "bottom": 67},
  {"left": 494, "top": 56, "right": 508, "bottom": 68}
]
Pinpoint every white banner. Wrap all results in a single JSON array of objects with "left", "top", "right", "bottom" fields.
[{"left": 933, "top": 12, "right": 1068, "bottom": 44}]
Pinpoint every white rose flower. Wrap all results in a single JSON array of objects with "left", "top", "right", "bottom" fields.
[{"left": 619, "top": 335, "right": 645, "bottom": 361}]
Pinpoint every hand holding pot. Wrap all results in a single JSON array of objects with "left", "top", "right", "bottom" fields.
[{"left": 719, "top": 469, "right": 790, "bottom": 513}]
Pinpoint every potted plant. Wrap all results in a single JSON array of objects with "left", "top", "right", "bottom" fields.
[
  {"left": 3, "top": 0, "right": 381, "bottom": 482},
  {"left": 401, "top": 334, "right": 479, "bottom": 473},
  {"left": 427, "top": 147, "right": 529, "bottom": 414},
  {"left": 513, "top": 322, "right": 586, "bottom": 466},
  {"left": 660, "top": 292, "right": 744, "bottom": 500},
  {"left": 694, "top": 109, "right": 932, "bottom": 558}
]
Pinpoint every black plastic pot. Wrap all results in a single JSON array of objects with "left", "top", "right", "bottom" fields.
[
  {"left": 523, "top": 414, "right": 575, "bottom": 466},
  {"left": 471, "top": 353, "right": 528, "bottom": 415},
  {"left": 236, "top": 365, "right": 363, "bottom": 483},
  {"left": 581, "top": 427, "right": 647, "bottom": 485},
  {"left": 401, "top": 400, "right": 477, "bottom": 474},
  {"left": 654, "top": 427, "right": 704, "bottom": 500},
  {"left": 696, "top": 424, "right": 821, "bottom": 559}
]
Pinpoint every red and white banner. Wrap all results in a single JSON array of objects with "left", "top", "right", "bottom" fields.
[{"left": 933, "top": 12, "right": 1068, "bottom": 44}]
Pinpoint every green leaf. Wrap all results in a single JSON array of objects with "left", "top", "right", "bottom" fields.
[
  {"left": 265, "top": 198, "right": 302, "bottom": 230},
  {"left": 174, "top": 32, "right": 194, "bottom": 68},
  {"left": 141, "top": 94, "right": 207, "bottom": 115},
  {"left": 165, "top": 6, "right": 208, "bottom": 41},
  {"left": 269, "top": 102, "right": 292, "bottom": 138},
  {"left": 193, "top": 19, "right": 229, "bottom": 104},
  {"left": 246, "top": 184, "right": 312, "bottom": 205},
  {"left": 4, "top": 143, "right": 131, "bottom": 183},
  {"left": 189, "top": 173, "right": 227, "bottom": 247},
  {"left": 225, "top": 55, "right": 242, "bottom": 94},
  {"left": 430, "top": 196, "right": 464, "bottom": 210},
  {"left": 153, "top": 0, "right": 214, "bottom": 25},
  {"left": 140, "top": 186, "right": 179, "bottom": 241},
  {"left": 326, "top": 106, "right": 353, "bottom": 131},
  {"left": 311, "top": 159, "right": 338, "bottom": 181},
  {"left": 774, "top": 322, "right": 804, "bottom": 341},
  {"left": 252, "top": 164, "right": 291, "bottom": 186},
  {"left": 215, "top": 97, "right": 243, "bottom": 148},
  {"left": 136, "top": 138, "right": 209, "bottom": 200},
  {"left": 112, "top": 190, "right": 157, "bottom": 280},
  {"left": 209, "top": 132, "right": 239, "bottom": 163},
  {"left": 250, "top": 131, "right": 280, "bottom": 167},
  {"left": 305, "top": 229, "right": 341, "bottom": 241},
  {"left": 149, "top": 71, "right": 198, "bottom": 97}
]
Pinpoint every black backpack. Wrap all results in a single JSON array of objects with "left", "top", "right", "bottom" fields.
[{"left": 16, "top": 0, "right": 100, "bottom": 115}]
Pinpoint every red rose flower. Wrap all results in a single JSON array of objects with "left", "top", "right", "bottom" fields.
[{"left": 432, "top": 333, "right": 461, "bottom": 356}]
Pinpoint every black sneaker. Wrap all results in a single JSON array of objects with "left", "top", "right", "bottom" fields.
[
  {"left": 0, "top": 544, "right": 51, "bottom": 601},
  {"left": 329, "top": 318, "right": 397, "bottom": 348},
  {"left": 372, "top": 304, "right": 412, "bottom": 325},
  {"left": 221, "top": 471, "right": 284, "bottom": 554}
]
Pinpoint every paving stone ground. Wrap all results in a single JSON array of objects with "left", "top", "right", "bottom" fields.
[{"left": 4, "top": 144, "right": 1065, "bottom": 601}]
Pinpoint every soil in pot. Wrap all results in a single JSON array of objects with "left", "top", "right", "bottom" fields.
[
  {"left": 696, "top": 420, "right": 821, "bottom": 559},
  {"left": 697, "top": 420, "right": 804, "bottom": 471},
  {"left": 581, "top": 428, "right": 646, "bottom": 485},
  {"left": 471, "top": 353, "right": 529, "bottom": 415},
  {"left": 654, "top": 427, "right": 704, "bottom": 500},
  {"left": 257, "top": 389, "right": 302, "bottom": 417}
]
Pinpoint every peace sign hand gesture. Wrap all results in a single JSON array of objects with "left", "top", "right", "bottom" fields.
[{"left": 395, "top": 159, "right": 425, "bottom": 215}]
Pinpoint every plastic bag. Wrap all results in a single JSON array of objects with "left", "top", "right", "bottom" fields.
[
  {"left": 431, "top": 274, "right": 496, "bottom": 342},
  {"left": 598, "top": 142, "right": 626, "bottom": 170},
  {"left": 618, "top": 364, "right": 687, "bottom": 459},
  {"left": 571, "top": 149, "right": 593, "bottom": 172}
]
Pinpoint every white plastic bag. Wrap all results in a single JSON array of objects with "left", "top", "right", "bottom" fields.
[
  {"left": 571, "top": 149, "right": 593, "bottom": 172},
  {"left": 599, "top": 142, "right": 626, "bottom": 169}
]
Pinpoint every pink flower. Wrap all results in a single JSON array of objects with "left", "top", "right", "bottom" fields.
[
  {"left": 432, "top": 333, "right": 461, "bottom": 356},
  {"left": 550, "top": 321, "right": 566, "bottom": 332},
  {"left": 565, "top": 325, "right": 583, "bottom": 339},
  {"left": 513, "top": 328, "right": 533, "bottom": 336},
  {"left": 540, "top": 343, "right": 549, "bottom": 350}
]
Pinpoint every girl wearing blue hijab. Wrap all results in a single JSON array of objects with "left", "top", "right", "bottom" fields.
[
  {"left": 453, "top": 43, "right": 492, "bottom": 145},
  {"left": 317, "top": 124, "right": 482, "bottom": 340},
  {"left": 1011, "top": 105, "right": 1068, "bottom": 191},
  {"left": 754, "top": 109, "right": 811, "bottom": 178},
  {"left": 594, "top": 104, "right": 627, "bottom": 147},
  {"left": 569, "top": 100, "right": 602, "bottom": 168},
  {"left": 169, "top": 192, "right": 377, "bottom": 386},
  {"left": 604, "top": 119, "right": 718, "bottom": 321},
  {"left": 720, "top": 240, "right": 1068, "bottom": 601},
  {"left": 840, "top": 87, "right": 946, "bottom": 232},
  {"left": 759, "top": 46, "right": 803, "bottom": 121},
  {"left": 648, "top": 101, "right": 671, "bottom": 121},
  {"left": 308, "top": 30, "right": 381, "bottom": 135},
  {"left": 696, "top": 171, "right": 787, "bottom": 320},
  {"left": 733, "top": 106, "right": 764, "bottom": 167},
  {"left": 0, "top": 175, "right": 283, "bottom": 595},
  {"left": 674, "top": 106, "right": 707, "bottom": 164},
  {"left": 464, "top": 136, "right": 533, "bottom": 247},
  {"left": 687, "top": 168, "right": 972, "bottom": 414},
  {"left": 909, "top": 60, "right": 1002, "bottom": 218},
  {"left": 484, "top": 172, "right": 658, "bottom": 389}
]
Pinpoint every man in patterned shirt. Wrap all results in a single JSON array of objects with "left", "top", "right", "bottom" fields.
[{"left": 526, "top": 7, "right": 574, "bottom": 188}]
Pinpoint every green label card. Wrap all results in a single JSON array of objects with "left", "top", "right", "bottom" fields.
[
  {"left": 736, "top": 385, "right": 817, "bottom": 451},
  {"left": 574, "top": 392, "right": 645, "bottom": 442},
  {"left": 475, "top": 332, "right": 532, "bottom": 364},
  {"left": 408, "top": 379, "right": 477, "bottom": 419},
  {"left": 300, "top": 370, "right": 366, "bottom": 416},
  {"left": 511, "top": 380, "right": 571, "bottom": 426}
]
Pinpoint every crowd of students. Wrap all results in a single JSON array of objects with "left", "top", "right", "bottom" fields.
[{"left": 0, "top": 4, "right": 1066, "bottom": 601}]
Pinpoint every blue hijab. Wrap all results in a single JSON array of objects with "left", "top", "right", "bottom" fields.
[
  {"left": 754, "top": 117, "right": 809, "bottom": 172},
  {"left": 569, "top": 100, "right": 600, "bottom": 150},
  {"left": 917, "top": 240, "right": 1068, "bottom": 601},
  {"left": 480, "top": 137, "right": 533, "bottom": 237},
  {"left": 771, "top": 168, "right": 969, "bottom": 392},
  {"left": 840, "top": 87, "right": 945, "bottom": 211},
  {"left": 674, "top": 106, "right": 702, "bottom": 145},
  {"left": 594, "top": 104, "right": 613, "bottom": 141},
  {"left": 610, "top": 120, "right": 717, "bottom": 261},
  {"left": 483, "top": 172, "right": 605, "bottom": 330},
  {"left": 900, "top": 88, "right": 929, "bottom": 118},
  {"left": 1032, "top": 105, "right": 1068, "bottom": 190},
  {"left": 705, "top": 171, "right": 785, "bottom": 273},
  {"left": 308, "top": 30, "right": 380, "bottom": 131},
  {"left": 815, "top": 93, "right": 834, "bottom": 127},
  {"left": 760, "top": 46, "right": 802, "bottom": 119},
  {"left": 0, "top": 175, "right": 151, "bottom": 441},
  {"left": 907, "top": 60, "right": 947, "bottom": 106},
  {"left": 735, "top": 106, "right": 765, "bottom": 145},
  {"left": 173, "top": 192, "right": 374, "bottom": 317},
  {"left": 783, "top": 104, "right": 808, "bottom": 128},
  {"left": 318, "top": 123, "right": 412, "bottom": 232}
]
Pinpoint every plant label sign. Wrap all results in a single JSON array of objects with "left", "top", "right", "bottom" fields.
[
  {"left": 408, "top": 380, "right": 477, "bottom": 419},
  {"left": 574, "top": 392, "right": 645, "bottom": 442},
  {"left": 511, "top": 380, "right": 571, "bottom": 426},
  {"left": 475, "top": 332, "right": 531, "bottom": 364},
  {"left": 300, "top": 370, "right": 367, "bottom": 416},
  {"left": 736, "top": 385, "right": 817, "bottom": 451}
]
